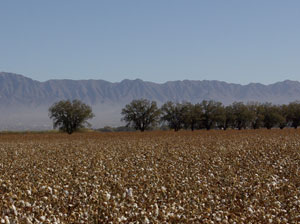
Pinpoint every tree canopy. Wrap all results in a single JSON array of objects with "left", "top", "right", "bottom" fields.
[
  {"left": 121, "top": 99, "right": 161, "bottom": 132},
  {"left": 161, "top": 101, "right": 185, "bottom": 131},
  {"left": 200, "top": 100, "right": 225, "bottom": 130},
  {"left": 121, "top": 99, "right": 300, "bottom": 131},
  {"left": 49, "top": 99, "right": 94, "bottom": 134}
]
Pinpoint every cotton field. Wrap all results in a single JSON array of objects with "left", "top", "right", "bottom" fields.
[{"left": 0, "top": 130, "right": 300, "bottom": 223}]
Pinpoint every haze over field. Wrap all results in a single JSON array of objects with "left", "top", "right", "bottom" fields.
[{"left": 1, "top": 72, "right": 300, "bottom": 130}]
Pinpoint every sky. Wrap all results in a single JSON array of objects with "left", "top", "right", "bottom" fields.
[{"left": 0, "top": 1, "right": 300, "bottom": 84}]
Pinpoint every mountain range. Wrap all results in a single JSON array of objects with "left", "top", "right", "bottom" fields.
[{"left": 1, "top": 72, "right": 300, "bottom": 130}]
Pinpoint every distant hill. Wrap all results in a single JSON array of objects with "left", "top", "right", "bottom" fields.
[{"left": 1, "top": 72, "right": 300, "bottom": 130}]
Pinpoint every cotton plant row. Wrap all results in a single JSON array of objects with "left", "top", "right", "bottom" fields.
[{"left": 0, "top": 130, "right": 299, "bottom": 223}]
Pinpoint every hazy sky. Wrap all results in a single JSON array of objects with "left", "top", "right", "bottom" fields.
[{"left": 1, "top": 1, "right": 300, "bottom": 84}]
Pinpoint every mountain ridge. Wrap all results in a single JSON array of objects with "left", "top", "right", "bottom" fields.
[
  {"left": 1, "top": 71, "right": 297, "bottom": 86},
  {"left": 1, "top": 72, "right": 300, "bottom": 130}
]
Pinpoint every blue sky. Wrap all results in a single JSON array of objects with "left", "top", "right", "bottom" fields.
[{"left": 1, "top": 1, "right": 300, "bottom": 84}]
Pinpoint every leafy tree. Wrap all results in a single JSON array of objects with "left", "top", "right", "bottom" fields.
[
  {"left": 121, "top": 99, "right": 161, "bottom": 132},
  {"left": 181, "top": 102, "right": 203, "bottom": 131},
  {"left": 262, "top": 103, "right": 285, "bottom": 129},
  {"left": 248, "top": 102, "right": 265, "bottom": 129},
  {"left": 223, "top": 105, "right": 236, "bottom": 130},
  {"left": 200, "top": 100, "right": 225, "bottom": 130},
  {"left": 161, "top": 102, "right": 185, "bottom": 131},
  {"left": 278, "top": 104, "right": 288, "bottom": 129},
  {"left": 287, "top": 101, "right": 300, "bottom": 129},
  {"left": 49, "top": 99, "right": 94, "bottom": 134},
  {"left": 231, "top": 102, "right": 253, "bottom": 130}
]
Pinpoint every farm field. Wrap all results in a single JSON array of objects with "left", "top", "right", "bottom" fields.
[{"left": 0, "top": 130, "right": 300, "bottom": 223}]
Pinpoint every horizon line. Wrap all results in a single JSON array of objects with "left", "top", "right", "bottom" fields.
[{"left": 0, "top": 71, "right": 298, "bottom": 86}]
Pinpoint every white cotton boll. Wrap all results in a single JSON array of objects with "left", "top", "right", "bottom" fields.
[
  {"left": 11, "top": 204, "right": 17, "bottom": 216},
  {"left": 274, "top": 201, "right": 281, "bottom": 208},
  {"left": 47, "top": 186, "right": 53, "bottom": 194},
  {"left": 19, "top": 200, "right": 25, "bottom": 207},
  {"left": 154, "top": 203, "right": 159, "bottom": 217},
  {"left": 104, "top": 192, "right": 111, "bottom": 201},
  {"left": 247, "top": 207, "right": 254, "bottom": 214},
  {"left": 25, "top": 218, "right": 32, "bottom": 224},
  {"left": 126, "top": 188, "right": 133, "bottom": 198},
  {"left": 4, "top": 216, "right": 10, "bottom": 224},
  {"left": 118, "top": 216, "right": 127, "bottom": 222},
  {"left": 143, "top": 216, "right": 150, "bottom": 224}
]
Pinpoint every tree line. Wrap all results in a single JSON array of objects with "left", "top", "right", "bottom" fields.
[
  {"left": 48, "top": 99, "right": 300, "bottom": 134},
  {"left": 121, "top": 99, "right": 300, "bottom": 132}
]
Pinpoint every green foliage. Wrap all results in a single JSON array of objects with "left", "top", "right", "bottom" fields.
[
  {"left": 231, "top": 102, "right": 254, "bottom": 130},
  {"left": 161, "top": 101, "right": 185, "bottom": 131},
  {"left": 247, "top": 102, "right": 265, "bottom": 129},
  {"left": 121, "top": 99, "right": 161, "bottom": 132},
  {"left": 223, "top": 105, "right": 236, "bottom": 130},
  {"left": 262, "top": 103, "right": 285, "bottom": 129},
  {"left": 119, "top": 99, "right": 300, "bottom": 131},
  {"left": 278, "top": 105, "right": 288, "bottom": 129},
  {"left": 287, "top": 101, "right": 300, "bottom": 129},
  {"left": 181, "top": 102, "right": 203, "bottom": 131},
  {"left": 48, "top": 99, "right": 94, "bottom": 134},
  {"left": 200, "top": 100, "right": 225, "bottom": 130}
]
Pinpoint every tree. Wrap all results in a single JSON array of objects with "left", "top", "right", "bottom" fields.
[
  {"left": 181, "top": 102, "right": 203, "bottom": 131},
  {"left": 262, "top": 103, "right": 285, "bottom": 129},
  {"left": 287, "top": 101, "right": 300, "bottom": 129},
  {"left": 49, "top": 99, "right": 94, "bottom": 134},
  {"left": 231, "top": 102, "right": 253, "bottom": 130},
  {"left": 247, "top": 102, "right": 265, "bottom": 129},
  {"left": 278, "top": 104, "right": 288, "bottom": 129},
  {"left": 223, "top": 105, "right": 236, "bottom": 130},
  {"left": 160, "top": 102, "right": 185, "bottom": 131},
  {"left": 121, "top": 99, "right": 161, "bottom": 132},
  {"left": 200, "top": 100, "right": 225, "bottom": 130}
]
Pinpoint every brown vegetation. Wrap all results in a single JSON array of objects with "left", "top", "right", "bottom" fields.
[{"left": 0, "top": 130, "right": 300, "bottom": 223}]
